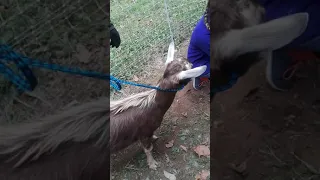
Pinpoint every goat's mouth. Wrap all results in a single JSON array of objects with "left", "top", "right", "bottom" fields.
[{"left": 179, "top": 79, "right": 191, "bottom": 86}]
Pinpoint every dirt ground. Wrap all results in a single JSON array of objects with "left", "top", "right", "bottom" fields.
[
  {"left": 110, "top": 40, "right": 211, "bottom": 179},
  {"left": 212, "top": 59, "right": 320, "bottom": 180}
]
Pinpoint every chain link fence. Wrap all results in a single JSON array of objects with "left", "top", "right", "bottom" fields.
[
  {"left": 0, "top": 0, "right": 108, "bottom": 122},
  {"left": 1, "top": 0, "right": 107, "bottom": 52},
  {"left": 110, "top": 0, "right": 207, "bottom": 91},
  {"left": 0, "top": 0, "right": 206, "bottom": 120}
]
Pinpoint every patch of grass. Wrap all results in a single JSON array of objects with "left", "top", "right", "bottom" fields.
[{"left": 110, "top": 0, "right": 206, "bottom": 80}]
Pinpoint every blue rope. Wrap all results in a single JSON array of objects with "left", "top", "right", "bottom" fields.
[
  {"left": 110, "top": 76, "right": 184, "bottom": 92},
  {"left": 0, "top": 44, "right": 183, "bottom": 92}
]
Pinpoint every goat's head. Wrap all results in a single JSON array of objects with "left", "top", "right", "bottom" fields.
[
  {"left": 160, "top": 42, "right": 207, "bottom": 89},
  {"left": 209, "top": 0, "right": 309, "bottom": 99},
  {"left": 211, "top": 10, "right": 309, "bottom": 83}
]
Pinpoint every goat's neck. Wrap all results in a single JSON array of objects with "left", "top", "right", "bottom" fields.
[{"left": 154, "top": 81, "right": 178, "bottom": 112}]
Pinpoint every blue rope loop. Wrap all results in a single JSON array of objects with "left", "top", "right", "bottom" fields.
[
  {"left": 0, "top": 44, "right": 183, "bottom": 93},
  {"left": 0, "top": 45, "right": 37, "bottom": 91}
]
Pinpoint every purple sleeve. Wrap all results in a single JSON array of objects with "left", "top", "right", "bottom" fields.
[
  {"left": 187, "top": 16, "right": 211, "bottom": 76},
  {"left": 195, "top": 33, "right": 210, "bottom": 56}
]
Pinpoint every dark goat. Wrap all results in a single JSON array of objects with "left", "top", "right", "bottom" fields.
[
  {"left": 110, "top": 42, "right": 207, "bottom": 170},
  {"left": 208, "top": 0, "right": 309, "bottom": 100}
]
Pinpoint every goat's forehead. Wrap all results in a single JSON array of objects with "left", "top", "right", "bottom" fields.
[
  {"left": 185, "top": 62, "right": 192, "bottom": 69},
  {"left": 178, "top": 59, "right": 192, "bottom": 69},
  {"left": 166, "top": 59, "right": 191, "bottom": 70}
]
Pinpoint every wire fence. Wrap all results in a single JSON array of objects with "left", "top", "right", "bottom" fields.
[
  {"left": 0, "top": 0, "right": 206, "bottom": 101},
  {"left": 0, "top": 0, "right": 107, "bottom": 89},
  {"left": 110, "top": 0, "right": 207, "bottom": 89},
  {"left": 0, "top": 0, "right": 108, "bottom": 122},
  {"left": 0, "top": 0, "right": 107, "bottom": 52}
]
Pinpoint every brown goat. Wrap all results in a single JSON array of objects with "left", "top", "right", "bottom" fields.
[
  {"left": 0, "top": 42, "right": 206, "bottom": 179},
  {"left": 110, "top": 42, "right": 207, "bottom": 169}
]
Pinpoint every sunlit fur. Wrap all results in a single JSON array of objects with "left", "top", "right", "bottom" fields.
[{"left": 110, "top": 90, "right": 157, "bottom": 114}]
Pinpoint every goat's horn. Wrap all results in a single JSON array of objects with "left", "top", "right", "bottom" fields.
[
  {"left": 215, "top": 12, "right": 309, "bottom": 59},
  {"left": 165, "top": 41, "right": 175, "bottom": 65}
]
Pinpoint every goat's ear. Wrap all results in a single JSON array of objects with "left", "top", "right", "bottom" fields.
[
  {"left": 165, "top": 41, "right": 175, "bottom": 66},
  {"left": 177, "top": 65, "right": 207, "bottom": 80},
  {"left": 216, "top": 12, "right": 309, "bottom": 58}
]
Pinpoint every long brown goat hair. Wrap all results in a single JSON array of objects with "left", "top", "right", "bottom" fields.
[{"left": 0, "top": 97, "right": 110, "bottom": 180}]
